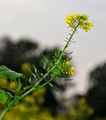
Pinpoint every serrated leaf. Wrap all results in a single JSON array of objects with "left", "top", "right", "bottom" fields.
[
  {"left": 0, "top": 65, "right": 24, "bottom": 81},
  {"left": 0, "top": 90, "right": 10, "bottom": 105}
]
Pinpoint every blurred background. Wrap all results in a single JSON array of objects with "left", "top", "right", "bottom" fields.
[{"left": 0, "top": 0, "right": 106, "bottom": 120}]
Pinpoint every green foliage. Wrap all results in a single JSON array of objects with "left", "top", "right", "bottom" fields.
[
  {"left": 50, "top": 51, "right": 66, "bottom": 77},
  {"left": 50, "top": 51, "right": 73, "bottom": 77},
  {"left": 0, "top": 90, "right": 10, "bottom": 105},
  {"left": 0, "top": 66, "right": 24, "bottom": 81},
  {"left": 40, "top": 54, "right": 50, "bottom": 70}
]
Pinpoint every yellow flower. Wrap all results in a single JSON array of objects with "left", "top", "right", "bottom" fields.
[
  {"left": 80, "top": 21, "right": 93, "bottom": 32},
  {"left": 63, "top": 60, "right": 76, "bottom": 76},
  {"left": 65, "top": 14, "right": 80, "bottom": 28},
  {"left": 25, "top": 95, "right": 35, "bottom": 104},
  {"left": 63, "top": 60, "right": 70, "bottom": 65},
  {"left": 0, "top": 78, "right": 8, "bottom": 87},
  {"left": 65, "top": 13, "right": 93, "bottom": 32},
  {"left": 21, "top": 62, "right": 31, "bottom": 72},
  {"left": 17, "top": 103, "right": 27, "bottom": 112},
  {"left": 8, "top": 81, "right": 17, "bottom": 89},
  {"left": 68, "top": 67, "right": 76, "bottom": 75},
  {"left": 87, "top": 107, "right": 94, "bottom": 115}
]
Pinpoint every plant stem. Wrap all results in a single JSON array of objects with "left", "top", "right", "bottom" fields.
[
  {"left": 0, "top": 106, "right": 9, "bottom": 120},
  {"left": 20, "top": 24, "right": 79, "bottom": 100}
]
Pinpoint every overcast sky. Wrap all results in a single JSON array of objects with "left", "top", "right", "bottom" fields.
[{"left": 0, "top": 0, "right": 106, "bottom": 94}]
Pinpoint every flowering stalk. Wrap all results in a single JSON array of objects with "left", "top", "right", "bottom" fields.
[
  {"left": 19, "top": 13, "right": 93, "bottom": 101},
  {"left": 19, "top": 23, "right": 79, "bottom": 100}
]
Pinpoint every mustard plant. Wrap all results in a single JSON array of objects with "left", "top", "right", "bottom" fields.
[{"left": 0, "top": 13, "right": 93, "bottom": 120}]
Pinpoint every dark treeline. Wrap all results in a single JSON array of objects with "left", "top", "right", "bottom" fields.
[
  {"left": 74, "top": 62, "right": 106, "bottom": 120},
  {"left": 86, "top": 63, "right": 106, "bottom": 119}
]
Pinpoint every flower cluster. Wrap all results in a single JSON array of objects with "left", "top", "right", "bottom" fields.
[
  {"left": 63, "top": 60, "right": 76, "bottom": 75},
  {"left": 50, "top": 51, "right": 75, "bottom": 77},
  {"left": 65, "top": 13, "right": 93, "bottom": 32}
]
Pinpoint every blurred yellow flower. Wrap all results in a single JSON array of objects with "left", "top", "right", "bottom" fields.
[
  {"left": 65, "top": 13, "right": 93, "bottom": 32},
  {"left": 63, "top": 60, "right": 76, "bottom": 76},
  {"left": 32, "top": 88, "right": 45, "bottom": 97},
  {"left": 25, "top": 95, "right": 35, "bottom": 104},
  {"left": 0, "top": 78, "right": 8, "bottom": 87},
  {"left": 8, "top": 81, "right": 17, "bottom": 89},
  {"left": 65, "top": 14, "right": 80, "bottom": 28},
  {"left": 21, "top": 62, "right": 31, "bottom": 72},
  {"left": 17, "top": 103, "right": 27, "bottom": 112},
  {"left": 63, "top": 60, "right": 70, "bottom": 65},
  {"left": 80, "top": 21, "right": 93, "bottom": 32},
  {"left": 68, "top": 67, "right": 76, "bottom": 75},
  {"left": 87, "top": 107, "right": 94, "bottom": 115}
]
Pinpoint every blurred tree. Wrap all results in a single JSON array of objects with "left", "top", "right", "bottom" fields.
[
  {"left": 0, "top": 36, "right": 38, "bottom": 71},
  {"left": 86, "top": 63, "right": 106, "bottom": 118}
]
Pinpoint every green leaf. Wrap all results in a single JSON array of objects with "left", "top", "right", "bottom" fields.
[
  {"left": 0, "top": 65, "right": 24, "bottom": 81},
  {"left": 40, "top": 55, "right": 49, "bottom": 69},
  {"left": 50, "top": 51, "right": 65, "bottom": 77},
  {"left": 0, "top": 90, "right": 10, "bottom": 105}
]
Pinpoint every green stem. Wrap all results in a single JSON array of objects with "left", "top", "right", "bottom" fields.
[
  {"left": 20, "top": 76, "right": 54, "bottom": 99},
  {"left": 20, "top": 87, "right": 35, "bottom": 99},
  {"left": 0, "top": 106, "right": 9, "bottom": 120},
  {"left": 35, "top": 24, "right": 79, "bottom": 87},
  {"left": 34, "top": 24, "right": 79, "bottom": 87},
  {"left": 20, "top": 24, "right": 79, "bottom": 100}
]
